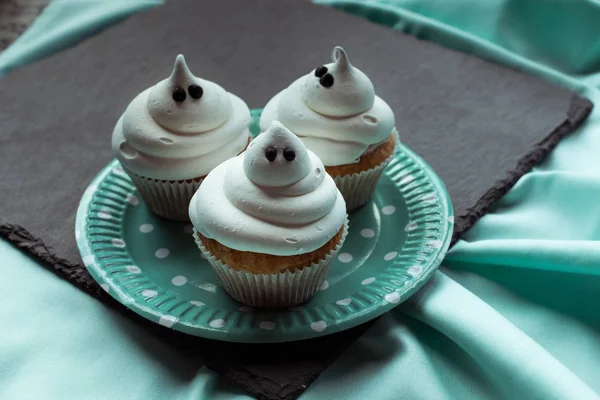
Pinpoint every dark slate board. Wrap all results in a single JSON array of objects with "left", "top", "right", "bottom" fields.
[{"left": 0, "top": 0, "right": 592, "bottom": 399}]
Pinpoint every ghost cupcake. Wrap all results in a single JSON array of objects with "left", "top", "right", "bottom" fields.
[
  {"left": 260, "top": 46, "right": 397, "bottom": 211},
  {"left": 112, "top": 54, "right": 251, "bottom": 220},
  {"left": 189, "top": 121, "right": 348, "bottom": 308}
]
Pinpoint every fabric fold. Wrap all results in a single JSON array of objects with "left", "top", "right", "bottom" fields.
[{"left": 402, "top": 271, "right": 600, "bottom": 400}]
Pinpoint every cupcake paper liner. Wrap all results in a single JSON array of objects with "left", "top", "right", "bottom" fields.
[
  {"left": 193, "top": 219, "right": 349, "bottom": 309},
  {"left": 125, "top": 168, "right": 203, "bottom": 221},
  {"left": 333, "top": 130, "right": 399, "bottom": 212}
]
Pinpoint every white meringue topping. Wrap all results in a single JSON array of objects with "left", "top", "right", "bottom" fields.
[
  {"left": 112, "top": 54, "right": 250, "bottom": 180},
  {"left": 189, "top": 121, "right": 347, "bottom": 255}
]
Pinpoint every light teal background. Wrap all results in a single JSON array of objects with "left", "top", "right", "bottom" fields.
[{"left": 1, "top": 0, "right": 599, "bottom": 399}]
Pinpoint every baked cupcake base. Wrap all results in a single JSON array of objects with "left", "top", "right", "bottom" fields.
[
  {"left": 193, "top": 221, "right": 349, "bottom": 309},
  {"left": 326, "top": 131, "right": 398, "bottom": 211}
]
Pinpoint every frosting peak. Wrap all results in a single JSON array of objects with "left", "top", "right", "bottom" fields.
[
  {"left": 148, "top": 54, "right": 231, "bottom": 133},
  {"left": 303, "top": 46, "right": 375, "bottom": 117},
  {"left": 243, "top": 121, "right": 311, "bottom": 188},
  {"left": 189, "top": 121, "right": 347, "bottom": 255}
]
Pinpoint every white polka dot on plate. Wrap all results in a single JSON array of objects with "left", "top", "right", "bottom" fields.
[
  {"left": 422, "top": 193, "right": 437, "bottom": 202},
  {"left": 400, "top": 174, "right": 414, "bottom": 185},
  {"left": 159, "top": 315, "right": 177, "bottom": 328},
  {"left": 142, "top": 289, "right": 158, "bottom": 298},
  {"left": 362, "top": 277, "right": 375, "bottom": 285},
  {"left": 75, "top": 231, "right": 81, "bottom": 240},
  {"left": 155, "top": 248, "right": 170, "bottom": 259},
  {"left": 97, "top": 211, "right": 112, "bottom": 219},
  {"left": 447, "top": 216, "right": 455, "bottom": 224},
  {"left": 183, "top": 224, "right": 194, "bottom": 234},
  {"left": 310, "top": 320, "right": 327, "bottom": 332},
  {"left": 126, "top": 265, "right": 141, "bottom": 273},
  {"left": 381, "top": 206, "right": 396, "bottom": 215},
  {"left": 113, "top": 166, "right": 126, "bottom": 176},
  {"left": 385, "top": 292, "right": 401, "bottom": 304},
  {"left": 100, "top": 283, "right": 110, "bottom": 292},
  {"left": 190, "top": 301, "right": 205, "bottom": 307},
  {"left": 336, "top": 298, "right": 352, "bottom": 306},
  {"left": 111, "top": 238, "right": 125, "bottom": 248},
  {"left": 171, "top": 275, "right": 187, "bottom": 286},
  {"left": 260, "top": 321, "right": 276, "bottom": 331},
  {"left": 408, "top": 265, "right": 423, "bottom": 276},
  {"left": 82, "top": 255, "right": 95, "bottom": 267},
  {"left": 319, "top": 280, "right": 329, "bottom": 290},
  {"left": 209, "top": 319, "right": 225, "bottom": 328},
  {"left": 428, "top": 240, "right": 443, "bottom": 249},
  {"left": 239, "top": 306, "right": 254, "bottom": 312},
  {"left": 85, "top": 185, "right": 98, "bottom": 195},
  {"left": 404, "top": 222, "right": 418, "bottom": 232},
  {"left": 197, "top": 283, "right": 217, "bottom": 293},
  {"left": 338, "top": 253, "right": 353, "bottom": 263},
  {"left": 360, "top": 228, "right": 375, "bottom": 238},
  {"left": 127, "top": 194, "right": 139, "bottom": 206},
  {"left": 384, "top": 251, "right": 398, "bottom": 261},
  {"left": 139, "top": 223, "right": 154, "bottom": 233}
]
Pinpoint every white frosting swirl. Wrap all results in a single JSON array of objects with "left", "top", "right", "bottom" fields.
[
  {"left": 259, "top": 46, "right": 395, "bottom": 166},
  {"left": 112, "top": 54, "right": 251, "bottom": 180},
  {"left": 189, "top": 121, "right": 347, "bottom": 256}
]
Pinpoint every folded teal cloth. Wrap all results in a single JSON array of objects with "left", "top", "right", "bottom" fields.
[{"left": 0, "top": 1, "right": 599, "bottom": 399}]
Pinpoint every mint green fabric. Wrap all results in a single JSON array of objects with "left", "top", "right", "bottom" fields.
[
  {"left": 0, "top": 0, "right": 162, "bottom": 78},
  {"left": 1, "top": 1, "right": 600, "bottom": 399},
  {"left": 0, "top": 242, "right": 249, "bottom": 400}
]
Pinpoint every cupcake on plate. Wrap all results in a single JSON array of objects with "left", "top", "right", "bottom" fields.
[
  {"left": 189, "top": 121, "right": 348, "bottom": 308},
  {"left": 112, "top": 54, "right": 251, "bottom": 220},
  {"left": 260, "top": 46, "right": 398, "bottom": 211}
]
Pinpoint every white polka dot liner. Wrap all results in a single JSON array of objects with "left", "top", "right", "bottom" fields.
[{"left": 75, "top": 117, "right": 452, "bottom": 343}]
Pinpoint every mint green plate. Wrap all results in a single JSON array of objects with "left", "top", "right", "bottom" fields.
[{"left": 76, "top": 110, "right": 453, "bottom": 343}]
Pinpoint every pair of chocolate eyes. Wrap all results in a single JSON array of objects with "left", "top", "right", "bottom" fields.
[
  {"left": 265, "top": 147, "right": 296, "bottom": 162},
  {"left": 172, "top": 84, "right": 203, "bottom": 102},
  {"left": 315, "top": 66, "right": 334, "bottom": 88}
]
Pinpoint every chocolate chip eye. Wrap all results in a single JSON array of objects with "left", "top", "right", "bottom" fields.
[
  {"left": 283, "top": 148, "right": 296, "bottom": 161},
  {"left": 319, "top": 73, "right": 334, "bottom": 88},
  {"left": 265, "top": 147, "right": 277, "bottom": 162},
  {"left": 188, "top": 84, "right": 203, "bottom": 99},
  {"left": 315, "top": 66, "right": 328, "bottom": 78},
  {"left": 172, "top": 86, "right": 186, "bottom": 102}
]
